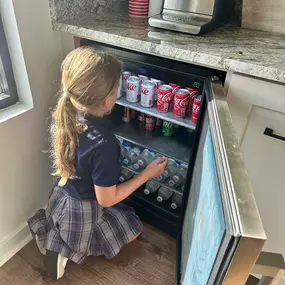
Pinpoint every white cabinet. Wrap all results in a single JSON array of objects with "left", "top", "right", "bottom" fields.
[{"left": 226, "top": 74, "right": 285, "bottom": 261}]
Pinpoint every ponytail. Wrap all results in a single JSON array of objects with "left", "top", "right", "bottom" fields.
[{"left": 50, "top": 91, "right": 84, "bottom": 185}]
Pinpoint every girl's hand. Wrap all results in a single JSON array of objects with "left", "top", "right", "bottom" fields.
[{"left": 144, "top": 157, "right": 167, "bottom": 179}]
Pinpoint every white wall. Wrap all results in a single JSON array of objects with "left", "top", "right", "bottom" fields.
[{"left": 0, "top": 0, "right": 66, "bottom": 266}]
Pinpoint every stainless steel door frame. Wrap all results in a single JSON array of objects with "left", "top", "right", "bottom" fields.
[{"left": 206, "top": 78, "right": 266, "bottom": 284}]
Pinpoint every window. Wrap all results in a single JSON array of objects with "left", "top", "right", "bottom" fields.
[{"left": 0, "top": 12, "right": 18, "bottom": 110}]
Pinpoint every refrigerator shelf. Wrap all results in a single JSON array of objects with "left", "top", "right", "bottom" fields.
[
  {"left": 105, "top": 118, "right": 193, "bottom": 163},
  {"left": 116, "top": 96, "right": 197, "bottom": 130},
  {"left": 131, "top": 187, "right": 181, "bottom": 219},
  {"left": 122, "top": 165, "right": 184, "bottom": 196}
]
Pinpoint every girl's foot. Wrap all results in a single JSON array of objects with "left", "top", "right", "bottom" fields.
[
  {"left": 45, "top": 250, "right": 68, "bottom": 280},
  {"left": 31, "top": 232, "right": 46, "bottom": 255}
]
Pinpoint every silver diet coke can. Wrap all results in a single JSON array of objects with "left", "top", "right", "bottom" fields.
[
  {"left": 122, "top": 71, "right": 131, "bottom": 92},
  {"left": 151, "top": 78, "right": 163, "bottom": 101},
  {"left": 117, "top": 75, "right": 122, "bottom": 99},
  {"left": 141, "top": 80, "right": 155, "bottom": 107},
  {"left": 126, "top": 76, "right": 140, "bottom": 103}
]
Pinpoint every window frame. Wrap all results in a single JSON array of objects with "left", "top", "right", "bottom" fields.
[{"left": 0, "top": 11, "right": 18, "bottom": 110}]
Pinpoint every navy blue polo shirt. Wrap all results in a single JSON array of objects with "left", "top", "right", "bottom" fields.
[{"left": 63, "top": 115, "right": 121, "bottom": 200}]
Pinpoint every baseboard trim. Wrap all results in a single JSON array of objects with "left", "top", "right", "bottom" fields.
[{"left": 0, "top": 222, "right": 32, "bottom": 267}]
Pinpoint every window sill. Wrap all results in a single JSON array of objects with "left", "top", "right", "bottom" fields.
[{"left": 0, "top": 102, "right": 33, "bottom": 124}]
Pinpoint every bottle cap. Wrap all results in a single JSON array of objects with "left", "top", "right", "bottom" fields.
[
  {"left": 171, "top": 203, "right": 177, "bottom": 209},
  {"left": 133, "top": 163, "right": 140, "bottom": 170},
  {"left": 157, "top": 196, "right": 163, "bottom": 202},
  {"left": 144, "top": 189, "right": 150, "bottom": 195},
  {"left": 123, "top": 158, "right": 129, "bottom": 165},
  {"left": 173, "top": 175, "right": 179, "bottom": 182}
]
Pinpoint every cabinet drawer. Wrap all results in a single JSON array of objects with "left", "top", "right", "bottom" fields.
[{"left": 242, "top": 106, "right": 285, "bottom": 257}]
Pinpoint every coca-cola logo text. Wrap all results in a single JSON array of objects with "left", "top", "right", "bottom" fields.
[
  {"left": 127, "top": 83, "right": 137, "bottom": 91},
  {"left": 157, "top": 92, "right": 172, "bottom": 103},
  {"left": 193, "top": 105, "right": 200, "bottom": 114},
  {"left": 123, "top": 75, "right": 129, "bottom": 80},
  {"left": 174, "top": 97, "right": 190, "bottom": 107},
  {"left": 141, "top": 87, "right": 149, "bottom": 95}
]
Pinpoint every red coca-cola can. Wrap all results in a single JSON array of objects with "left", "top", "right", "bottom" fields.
[
  {"left": 150, "top": 78, "right": 163, "bottom": 101},
  {"left": 169, "top": 83, "right": 181, "bottom": 96},
  {"left": 186, "top": 87, "right": 199, "bottom": 113},
  {"left": 191, "top": 95, "right": 202, "bottom": 124},
  {"left": 141, "top": 80, "right": 155, "bottom": 107},
  {"left": 157, "top": 85, "right": 173, "bottom": 113},
  {"left": 173, "top": 89, "right": 190, "bottom": 117},
  {"left": 122, "top": 107, "right": 131, "bottom": 123},
  {"left": 126, "top": 76, "right": 140, "bottom": 103},
  {"left": 122, "top": 71, "right": 131, "bottom": 92},
  {"left": 145, "top": 115, "right": 156, "bottom": 131}
]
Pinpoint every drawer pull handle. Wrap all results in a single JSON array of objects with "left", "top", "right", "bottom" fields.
[{"left": 264, "top": 128, "right": 285, "bottom": 142}]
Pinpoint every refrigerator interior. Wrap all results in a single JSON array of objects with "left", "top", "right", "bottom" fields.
[{"left": 80, "top": 39, "right": 226, "bottom": 237}]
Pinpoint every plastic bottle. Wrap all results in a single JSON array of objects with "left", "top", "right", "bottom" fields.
[
  {"left": 156, "top": 158, "right": 178, "bottom": 182},
  {"left": 133, "top": 149, "right": 156, "bottom": 170},
  {"left": 157, "top": 187, "right": 173, "bottom": 202},
  {"left": 122, "top": 146, "right": 141, "bottom": 166},
  {"left": 144, "top": 180, "right": 160, "bottom": 195},
  {"left": 171, "top": 193, "right": 183, "bottom": 209},
  {"left": 168, "top": 164, "right": 188, "bottom": 188},
  {"left": 119, "top": 169, "right": 134, "bottom": 183}
]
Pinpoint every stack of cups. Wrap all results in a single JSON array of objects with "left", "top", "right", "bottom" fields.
[{"left": 129, "top": 0, "right": 149, "bottom": 18}]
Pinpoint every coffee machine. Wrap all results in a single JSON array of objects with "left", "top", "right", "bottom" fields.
[{"left": 149, "top": 0, "right": 236, "bottom": 35}]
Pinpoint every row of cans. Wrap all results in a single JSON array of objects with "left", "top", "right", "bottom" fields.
[
  {"left": 122, "top": 107, "right": 192, "bottom": 137},
  {"left": 119, "top": 71, "right": 201, "bottom": 124},
  {"left": 122, "top": 107, "right": 162, "bottom": 131}
]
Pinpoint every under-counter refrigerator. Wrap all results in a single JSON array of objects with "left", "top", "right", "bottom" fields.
[{"left": 81, "top": 40, "right": 266, "bottom": 285}]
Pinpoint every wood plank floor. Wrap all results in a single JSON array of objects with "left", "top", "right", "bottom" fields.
[{"left": 0, "top": 224, "right": 176, "bottom": 285}]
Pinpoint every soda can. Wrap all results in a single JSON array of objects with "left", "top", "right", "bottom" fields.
[
  {"left": 141, "top": 80, "right": 155, "bottom": 107},
  {"left": 169, "top": 83, "right": 181, "bottom": 96},
  {"left": 117, "top": 75, "right": 122, "bottom": 99},
  {"left": 138, "top": 112, "right": 145, "bottom": 122},
  {"left": 156, "top": 118, "right": 162, "bottom": 127},
  {"left": 138, "top": 74, "right": 149, "bottom": 94},
  {"left": 145, "top": 115, "right": 156, "bottom": 131},
  {"left": 186, "top": 87, "right": 199, "bottom": 114},
  {"left": 173, "top": 89, "right": 190, "bottom": 117},
  {"left": 131, "top": 109, "right": 137, "bottom": 120},
  {"left": 191, "top": 95, "right": 202, "bottom": 124},
  {"left": 126, "top": 76, "right": 140, "bottom": 103},
  {"left": 150, "top": 78, "right": 163, "bottom": 101},
  {"left": 157, "top": 85, "right": 173, "bottom": 113},
  {"left": 162, "top": 121, "right": 175, "bottom": 137},
  {"left": 122, "top": 71, "right": 131, "bottom": 92},
  {"left": 122, "top": 107, "right": 131, "bottom": 123}
]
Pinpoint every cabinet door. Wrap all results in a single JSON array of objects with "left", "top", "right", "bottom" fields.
[{"left": 177, "top": 78, "right": 266, "bottom": 285}]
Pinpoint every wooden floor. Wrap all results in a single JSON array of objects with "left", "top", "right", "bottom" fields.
[{"left": 0, "top": 224, "right": 176, "bottom": 285}]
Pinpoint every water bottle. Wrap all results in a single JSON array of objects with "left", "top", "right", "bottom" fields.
[
  {"left": 133, "top": 149, "right": 156, "bottom": 170},
  {"left": 122, "top": 145, "right": 141, "bottom": 166},
  {"left": 157, "top": 187, "right": 173, "bottom": 203},
  {"left": 156, "top": 158, "right": 178, "bottom": 182},
  {"left": 119, "top": 169, "right": 134, "bottom": 183},
  {"left": 171, "top": 193, "right": 183, "bottom": 209},
  {"left": 168, "top": 164, "right": 188, "bottom": 188},
  {"left": 144, "top": 180, "right": 160, "bottom": 195}
]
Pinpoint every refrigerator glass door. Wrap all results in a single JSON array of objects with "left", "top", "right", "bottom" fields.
[{"left": 178, "top": 78, "right": 266, "bottom": 285}]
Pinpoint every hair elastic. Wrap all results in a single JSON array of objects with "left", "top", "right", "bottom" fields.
[{"left": 63, "top": 88, "right": 71, "bottom": 99}]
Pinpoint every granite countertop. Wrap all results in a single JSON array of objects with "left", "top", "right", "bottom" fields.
[{"left": 53, "top": 13, "right": 285, "bottom": 84}]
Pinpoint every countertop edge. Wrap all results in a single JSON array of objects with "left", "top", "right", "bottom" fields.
[{"left": 53, "top": 21, "right": 285, "bottom": 84}]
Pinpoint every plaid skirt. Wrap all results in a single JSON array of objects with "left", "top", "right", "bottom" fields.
[{"left": 27, "top": 187, "right": 143, "bottom": 264}]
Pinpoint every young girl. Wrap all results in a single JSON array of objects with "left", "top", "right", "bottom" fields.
[{"left": 28, "top": 47, "right": 167, "bottom": 280}]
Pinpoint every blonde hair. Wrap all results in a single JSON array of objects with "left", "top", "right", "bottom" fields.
[{"left": 50, "top": 46, "right": 122, "bottom": 183}]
